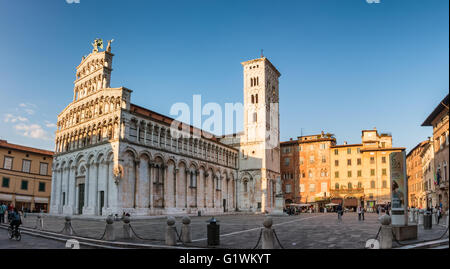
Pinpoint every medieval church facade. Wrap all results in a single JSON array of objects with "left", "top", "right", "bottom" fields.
[{"left": 49, "top": 41, "right": 281, "bottom": 216}]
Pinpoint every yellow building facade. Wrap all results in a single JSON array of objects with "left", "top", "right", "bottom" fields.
[
  {"left": 0, "top": 140, "right": 53, "bottom": 212},
  {"left": 330, "top": 129, "right": 405, "bottom": 211}
]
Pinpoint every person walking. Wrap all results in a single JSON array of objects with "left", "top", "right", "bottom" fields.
[
  {"left": 0, "top": 203, "right": 5, "bottom": 224},
  {"left": 337, "top": 203, "right": 343, "bottom": 221},
  {"left": 361, "top": 206, "right": 365, "bottom": 220},
  {"left": 357, "top": 205, "right": 362, "bottom": 221},
  {"left": 436, "top": 205, "right": 442, "bottom": 224}
]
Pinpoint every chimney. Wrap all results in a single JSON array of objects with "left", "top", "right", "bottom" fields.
[{"left": 344, "top": 141, "right": 348, "bottom": 145}]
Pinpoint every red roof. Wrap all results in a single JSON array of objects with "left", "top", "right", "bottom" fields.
[{"left": 0, "top": 140, "right": 54, "bottom": 156}]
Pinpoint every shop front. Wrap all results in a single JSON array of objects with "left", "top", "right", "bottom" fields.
[
  {"left": 34, "top": 197, "right": 49, "bottom": 212},
  {"left": 15, "top": 195, "right": 32, "bottom": 212}
]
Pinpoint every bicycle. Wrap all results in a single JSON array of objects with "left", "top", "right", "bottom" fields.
[{"left": 7, "top": 225, "right": 21, "bottom": 241}]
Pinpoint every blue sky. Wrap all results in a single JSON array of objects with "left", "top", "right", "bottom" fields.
[{"left": 0, "top": 0, "right": 448, "bottom": 152}]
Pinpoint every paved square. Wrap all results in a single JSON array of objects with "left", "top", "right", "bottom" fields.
[{"left": 16, "top": 212, "right": 449, "bottom": 249}]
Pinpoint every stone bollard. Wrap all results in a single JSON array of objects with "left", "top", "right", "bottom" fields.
[
  {"left": 181, "top": 216, "right": 192, "bottom": 243},
  {"left": 62, "top": 216, "right": 74, "bottom": 235},
  {"left": 104, "top": 215, "right": 115, "bottom": 241},
  {"left": 379, "top": 214, "right": 392, "bottom": 249},
  {"left": 418, "top": 210, "right": 424, "bottom": 225},
  {"left": 36, "top": 213, "right": 44, "bottom": 230},
  {"left": 261, "top": 217, "right": 275, "bottom": 249},
  {"left": 165, "top": 216, "right": 177, "bottom": 246},
  {"left": 122, "top": 215, "right": 132, "bottom": 239}
]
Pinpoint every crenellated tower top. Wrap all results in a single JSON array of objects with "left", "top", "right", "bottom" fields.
[{"left": 73, "top": 39, "right": 115, "bottom": 101}]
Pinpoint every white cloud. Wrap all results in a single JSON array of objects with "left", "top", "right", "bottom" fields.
[
  {"left": 14, "top": 123, "right": 52, "bottom": 140},
  {"left": 25, "top": 108, "right": 35, "bottom": 115},
  {"left": 3, "top": 114, "right": 28, "bottom": 123},
  {"left": 45, "top": 121, "right": 57, "bottom": 128}
]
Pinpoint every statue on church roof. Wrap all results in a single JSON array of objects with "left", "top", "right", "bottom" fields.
[
  {"left": 106, "top": 39, "right": 114, "bottom": 52},
  {"left": 92, "top": 38, "right": 103, "bottom": 53}
]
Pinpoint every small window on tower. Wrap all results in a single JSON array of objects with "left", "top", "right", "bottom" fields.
[
  {"left": 255, "top": 94, "right": 258, "bottom": 103},
  {"left": 251, "top": 95, "right": 254, "bottom": 104},
  {"left": 253, "top": 112, "right": 257, "bottom": 122}
]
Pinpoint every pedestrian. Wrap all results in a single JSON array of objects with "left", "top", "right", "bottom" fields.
[
  {"left": 0, "top": 203, "right": 5, "bottom": 224},
  {"left": 357, "top": 205, "right": 362, "bottom": 221},
  {"left": 362, "top": 207, "right": 365, "bottom": 220},
  {"left": 436, "top": 205, "right": 442, "bottom": 224},
  {"left": 337, "top": 203, "right": 343, "bottom": 221}
]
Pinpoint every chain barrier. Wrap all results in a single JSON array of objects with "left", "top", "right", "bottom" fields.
[
  {"left": 272, "top": 229, "right": 285, "bottom": 249},
  {"left": 128, "top": 224, "right": 164, "bottom": 242},
  {"left": 392, "top": 226, "right": 449, "bottom": 247},
  {"left": 252, "top": 229, "right": 263, "bottom": 249}
]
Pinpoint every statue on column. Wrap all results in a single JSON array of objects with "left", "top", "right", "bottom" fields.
[
  {"left": 106, "top": 39, "right": 114, "bottom": 52},
  {"left": 113, "top": 164, "right": 123, "bottom": 185}
]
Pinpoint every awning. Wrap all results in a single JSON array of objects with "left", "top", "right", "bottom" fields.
[
  {"left": 287, "top": 203, "right": 311, "bottom": 207},
  {"left": 326, "top": 203, "right": 339, "bottom": 206},
  {"left": 0, "top": 193, "right": 13, "bottom": 201},
  {"left": 15, "top": 195, "right": 32, "bottom": 202},
  {"left": 34, "top": 197, "right": 49, "bottom": 203}
]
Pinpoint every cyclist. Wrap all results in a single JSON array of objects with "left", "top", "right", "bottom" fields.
[{"left": 9, "top": 208, "right": 22, "bottom": 234}]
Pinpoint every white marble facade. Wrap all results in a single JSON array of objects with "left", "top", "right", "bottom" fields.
[{"left": 50, "top": 42, "right": 281, "bottom": 216}]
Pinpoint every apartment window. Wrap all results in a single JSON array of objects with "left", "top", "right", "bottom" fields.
[
  {"left": 300, "top": 184, "right": 305, "bottom": 193},
  {"left": 347, "top": 148, "right": 351, "bottom": 154},
  {"left": 334, "top": 149, "right": 339, "bottom": 155},
  {"left": 357, "top": 170, "right": 362, "bottom": 177},
  {"left": 22, "top": 159, "right": 31, "bottom": 173},
  {"left": 382, "top": 156, "right": 386, "bottom": 164},
  {"left": 2, "top": 177, "right": 10, "bottom": 188},
  {"left": 39, "top": 182, "right": 46, "bottom": 192},
  {"left": 335, "top": 160, "right": 339, "bottom": 166},
  {"left": 300, "top": 157, "right": 304, "bottom": 165},
  {"left": 21, "top": 180, "right": 28, "bottom": 190},
  {"left": 322, "top": 155, "right": 326, "bottom": 163},
  {"left": 284, "top": 158, "right": 290, "bottom": 166},
  {"left": 347, "top": 159, "right": 351, "bottom": 166},
  {"left": 370, "top": 169, "right": 375, "bottom": 176},
  {"left": 308, "top": 170, "right": 313, "bottom": 178},
  {"left": 335, "top": 172, "right": 339, "bottom": 178},
  {"left": 381, "top": 142, "right": 386, "bottom": 148},
  {"left": 302, "top": 171, "right": 306, "bottom": 178},
  {"left": 335, "top": 183, "right": 339, "bottom": 190},
  {"left": 321, "top": 183, "right": 328, "bottom": 193},
  {"left": 285, "top": 184, "right": 292, "bottom": 193},
  {"left": 371, "top": 180, "right": 376, "bottom": 189},
  {"left": 357, "top": 182, "right": 362, "bottom": 189},
  {"left": 382, "top": 180, "right": 387, "bottom": 188},
  {"left": 320, "top": 143, "right": 326, "bottom": 150},
  {"left": 309, "top": 155, "right": 315, "bottom": 164},
  {"left": 40, "top": 163, "right": 48, "bottom": 176},
  {"left": 310, "top": 145, "right": 314, "bottom": 150},
  {"left": 382, "top": 168, "right": 387, "bottom": 176},
  {"left": 3, "top": 156, "right": 13, "bottom": 170},
  {"left": 309, "top": 184, "right": 315, "bottom": 192},
  {"left": 357, "top": 148, "right": 361, "bottom": 154},
  {"left": 357, "top": 158, "right": 361, "bottom": 165},
  {"left": 348, "top": 171, "right": 352, "bottom": 177},
  {"left": 299, "top": 145, "right": 303, "bottom": 152},
  {"left": 370, "top": 157, "right": 375, "bottom": 164},
  {"left": 348, "top": 182, "right": 352, "bottom": 189}
]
